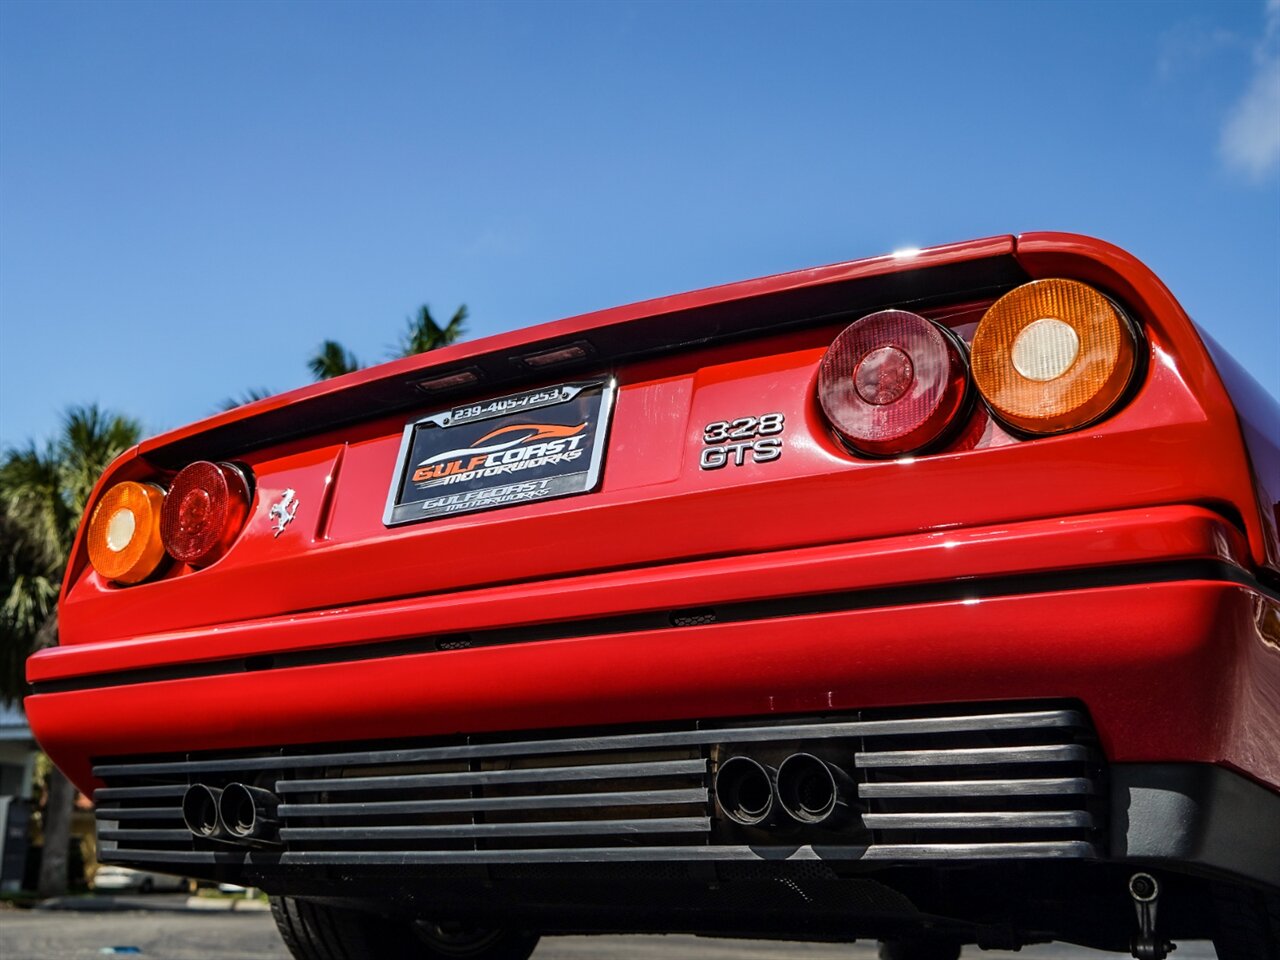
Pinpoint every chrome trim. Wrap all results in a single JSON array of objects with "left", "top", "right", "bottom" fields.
[
  {"left": 99, "top": 840, "right": 1100, "bottom": 867},
  {"left": 860, "top": 842, "right": 1097, "bottom": 861},
  {"left": 94, "top": 785, "right": 190, "bottom": 801},
  {"left": 858, "top": 777, "right": 1095, "bottom": 798},
  {"left": 276, "top": 758, "right": 708, "bottom": 794},
  {"left": 381, "top": 378, "right": 617, "bottom": 528},
  {"left": 278, "top": 787, "right": 707, "bottom": 818},
  {"left": 93, "top": 807, "right": 185, "bottom": 821},
  {"left": 98, "top": 828, "right": 194, "bottom": 843},
  {"left": 280, "top": 817, "right": 712, "bottom": 841},
  {"left": 381, "top": 417, "right": 418, "bottom": 527},
  {"left": 862, "top": 811, "right": 1095, "bottom": 830},
  {"left": 855, "top": 744, "right": 1091, "bottom": 768}
]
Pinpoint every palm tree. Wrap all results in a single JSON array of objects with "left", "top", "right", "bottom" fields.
[
  {"left": 305, "top": 303, "right": 467, "bottom": 382},
  {"left": 396, "top": 304, "right": 468, "bottom": 357},
  {"left": 1, "top": 405, "right": 141, "bottom": 896},
  {"left": 308, "top": 340, "right": 361, "bottom": 380},
  {"left": 0, "top": 512, "right": 58, "bottom": 704}
]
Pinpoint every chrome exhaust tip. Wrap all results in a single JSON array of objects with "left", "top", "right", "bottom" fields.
[
  {"left": 181, "top": 784, "right": 227, "bottom": 839},
  {"left": 218, "top": 783, "right": 281, "bottom": 846},
  {"left": 776, "top": 753, "right": 854, "bottom": 827},
  {"left": 714, "top": 756, "right": 776, "bottom": 826}
]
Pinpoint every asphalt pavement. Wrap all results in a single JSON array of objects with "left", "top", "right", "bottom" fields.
[{"left": 0, "top": 900, "right": 1222, "bottom": 960}]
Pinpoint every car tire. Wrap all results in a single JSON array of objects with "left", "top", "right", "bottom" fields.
[
  {"left": 878, "top": 939, "right": 962, "bottom": 960},
  {"left": 270, "top": 896, "right": 540, "bottom": 960},
  {"left": 140, "top": 878, "right": 154, "bottom": 894},
  {"left": 1213, "top": 883, "right": 1280, "bottom": 960}
]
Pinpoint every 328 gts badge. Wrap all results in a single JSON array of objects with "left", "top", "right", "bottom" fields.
[{"left": 699, "top": 413, "right": 785, "bottom": 470}]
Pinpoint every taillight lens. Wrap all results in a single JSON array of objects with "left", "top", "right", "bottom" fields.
[
  {"left": 159, "top": 461, "right": 251, "bottom": 567},
  {"left": 87, "top": 481, "right": 167, "bottom": 584},
  {"left": 817, "top": 310, "right": 970, "bottom": 456},
  {"left": 971, "top": 279, "right": 1137, "bottom": 434}
]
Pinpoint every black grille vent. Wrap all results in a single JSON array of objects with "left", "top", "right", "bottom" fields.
[{"left": 93, "top": 702, "right": 1103, "bottom": 869}]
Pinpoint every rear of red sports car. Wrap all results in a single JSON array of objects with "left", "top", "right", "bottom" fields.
[{"left": 24, "top": 233, "right": 1280, "bottom": 959}]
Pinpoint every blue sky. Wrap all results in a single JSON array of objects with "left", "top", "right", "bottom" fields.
[{"left": 1, "top": 0, "right": 1277, "bottom": 449}]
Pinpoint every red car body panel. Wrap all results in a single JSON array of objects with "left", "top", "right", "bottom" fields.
[
  {"left": 27, "top": 577, "right": 1280, "bottom": 799},
  {"left": 24, "top": 504, "right": 1249, "bottom": 683},
  {"left": 23, "top": 234, "right": 1280, "bottom": 934}
]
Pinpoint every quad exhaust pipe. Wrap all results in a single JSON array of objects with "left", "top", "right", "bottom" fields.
[
  {"left": 775, "top": 752, "right": 856, "bottom": 828},
  {"left": 181, "top": 783, "right": 280, "bottom": 846},
  {"left": 714, "top": 756, "right": 777, "bottom": 826},
  {"left": 715, "top": 752, "right": 857, "bottom": 829},
  {"left": 219, "top": 783, "right": 281, "bottom": 846},
  {"left": 181, "top": 784, "right": 229, "bottom": 840}
]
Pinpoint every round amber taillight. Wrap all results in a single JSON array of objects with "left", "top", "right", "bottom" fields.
[
  {"left": 87, "top": 481, "right": 167, "bottom": 584},
  {"left": 817, "top": 310, "right": 971, "bottom": 456},
  {"left": 159, "top": 461, "right": 251, "bottom": 567},
  {"left": 971, "top": 279, "right": 1138, "bottom": 435}
]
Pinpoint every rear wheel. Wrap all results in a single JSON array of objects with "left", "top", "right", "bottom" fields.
[
  {"left": 1213, "top": 883, "right": 1280, "bottom": 960},
  {"left": 270, "top": 896, "right": 539, "bottom": 960}
]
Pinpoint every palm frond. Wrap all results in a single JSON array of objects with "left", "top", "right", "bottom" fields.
[
  {"left": 396, "top": 304, "right": 468, "bottom": 357},
  {"left": 57, "top": 404, "right": 143, "bottom": 518},
  {"left": 0, "top": 443, "right": 69, "bottom": 567},
  {"left": 218, "top": 387, "right": 275, "bottom": 412},
  {"left": 308, "top": 340, "right": 361, "bottom": 380},
  {"left": 441, "top": 304, "right": 468, "bottom": 343},
  {"left": 1, "top": 573, "right": 58, "bottom": 641}
]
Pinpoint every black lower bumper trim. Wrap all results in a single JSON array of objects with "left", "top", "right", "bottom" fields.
[{"left": 1111, "top": 763, "right": 1280, "bottom": 888}]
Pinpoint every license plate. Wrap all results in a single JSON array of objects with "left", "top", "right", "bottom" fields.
[{"left": 383, "top": 379, "right": 617, "bottom": 526}]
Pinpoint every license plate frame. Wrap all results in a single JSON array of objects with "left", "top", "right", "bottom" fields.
[{"left": 383, "top": 379, "right": 617, "bottom": 526}]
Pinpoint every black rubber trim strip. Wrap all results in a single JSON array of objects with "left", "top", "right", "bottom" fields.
[{"left": 31, "top": 559, "right": 1278, "bottom": 696}]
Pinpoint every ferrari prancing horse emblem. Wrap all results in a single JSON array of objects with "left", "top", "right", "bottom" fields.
[{"left": 268, "top": 489, "right": 299, "bottom": 537}]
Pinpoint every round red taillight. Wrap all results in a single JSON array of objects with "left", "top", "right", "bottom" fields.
[
  {"left": 817, "top": 310, "right": 970, "bottom": 457},
  {"left": 159, "top": 461, "right": 251, "bottom": 567}
]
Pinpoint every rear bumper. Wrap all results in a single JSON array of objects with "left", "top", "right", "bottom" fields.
[
  {"left": 26, "top": 575, "right": 1280, "bottom": 792},
  {"left": 24, "top": 503, "right": 1280, "bottom": 891}
]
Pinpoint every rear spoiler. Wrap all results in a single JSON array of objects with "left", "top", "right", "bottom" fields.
[{"left": 139, "top": 236, "right": 1024, "bottom": 468}]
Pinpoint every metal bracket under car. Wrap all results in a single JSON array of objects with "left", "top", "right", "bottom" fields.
[{"left": 1128, "top": 872, "right": 1175, "bottom": 960}]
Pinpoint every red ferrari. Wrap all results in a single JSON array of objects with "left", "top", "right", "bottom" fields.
[{"left": 25, "top": 233, "right": 1280, "bottom": 959}]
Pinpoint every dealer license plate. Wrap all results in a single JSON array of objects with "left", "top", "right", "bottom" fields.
[{"left": 383, "top": 379, "right": 617, "bottom": 526}]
